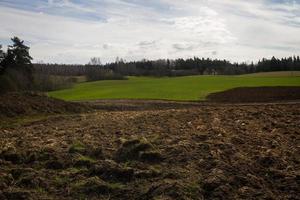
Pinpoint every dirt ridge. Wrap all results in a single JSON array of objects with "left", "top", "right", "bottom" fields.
[{"left": 207, "top": 86, "right": 300, "bottom": 103}]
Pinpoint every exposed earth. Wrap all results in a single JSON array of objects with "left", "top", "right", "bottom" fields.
[
  {"left": 0, "top": 92, "right": 93, "bottom": 118},
  {"left": 0, "top": 87, "right": 299, "bottom": 200},
  {"left": 207, "top": 86, "right": 300, "bottom": 103}
]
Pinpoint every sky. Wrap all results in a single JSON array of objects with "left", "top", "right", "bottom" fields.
[{"left": 0, "top": 0, "right": 300, "bottom": 64}]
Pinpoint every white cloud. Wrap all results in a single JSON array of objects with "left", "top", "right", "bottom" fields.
[
  {"left": 0, "top": 0, "right": 299, "bottom": 63},
  {"left": 46, "top": 0, "right": 96, "bottom": 13}
]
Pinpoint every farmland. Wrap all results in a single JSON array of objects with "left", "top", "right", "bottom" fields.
[
  {"left": 1, "top": 73, "right": 300, "bottom": 200},
  {"left": 1, "top": 92, "right": 300, "bottom": 200},
  {"left": 2, "top": 0, "right": 300, "bottom": 198},
  {"left": 49, "top": 72, "right": 300, "bottom": 101}
]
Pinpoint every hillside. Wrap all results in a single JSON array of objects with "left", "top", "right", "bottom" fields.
[
  {"left": 48, "top": 75, "right": 300, "bottom": 101},
  {"left": 207, "top": 86, "right": 300, "bottom": 103},
  {"left": 0, "top": 92, "right": 93, "bottom": 118}
]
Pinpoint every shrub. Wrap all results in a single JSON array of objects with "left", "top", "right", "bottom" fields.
[{"left": 33, "top": 73, "right": 75, "bottom": 92}]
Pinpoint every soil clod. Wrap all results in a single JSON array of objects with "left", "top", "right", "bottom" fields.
[{"left": 90, "top": 160, "right": 134, "bottom": 182}]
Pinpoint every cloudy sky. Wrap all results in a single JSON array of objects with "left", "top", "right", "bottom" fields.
[{"left": 0, "top": 0, "right": 300, "bottom": 64}]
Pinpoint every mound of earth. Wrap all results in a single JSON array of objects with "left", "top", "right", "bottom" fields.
[
  {"left": 0, "top": 92, "right": 93, "bottom": 118},
  {"left": 207, "top": 86, "right": 300, "bottom": 103},
  {"left": 0, "top": 103, "right": 299, "bottom": 199}
]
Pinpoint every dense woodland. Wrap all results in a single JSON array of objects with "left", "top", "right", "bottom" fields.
[
  {"left": 35, "top": 56, "right": 300, "bottom": 78},
  {"left": 1, "top": 37, "right": 300, "bottom": 93}
]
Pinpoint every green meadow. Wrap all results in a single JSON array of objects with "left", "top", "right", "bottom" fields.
[{"left": 48, "top": 73, "right": 300, "bottom": 101}]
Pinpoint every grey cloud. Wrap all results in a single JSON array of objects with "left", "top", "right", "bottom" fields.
[
  {"left": 138, "top": 40, "right": 157, "bottom": 49},
  {"left": 173, "top": 41, "right": 220, "bottom": 51},
  {"left": 172, "top": 43, "right": 195, "bottom": 51},
  {"left": 237, "top": 42, "right": 300, "bottom": 52},
  {"left": 103, "top": 44, "right": 111, "bottom": 50},
  {"left": 1, "top": 1, "right": 299, "bottom": 63}
]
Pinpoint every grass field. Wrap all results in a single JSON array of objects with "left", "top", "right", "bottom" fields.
[{"left": 48, "top": 72, "right": 300, "bottom": 101}]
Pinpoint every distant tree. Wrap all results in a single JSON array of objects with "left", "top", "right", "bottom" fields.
[
  {"left": 0, "top": 45, "right": 5, "bottom": 74},
  {"left": 33, "top": 54, "right": 300, "bottom": 79},
  {"left": 0, "top": 45, "right": 4, "bottom": 60},
  {"left": 88, "top": 57, "right": 102, "bottom": 65},
  {"left": 115, "top": 56, "right": 120, "bottom": 64}
]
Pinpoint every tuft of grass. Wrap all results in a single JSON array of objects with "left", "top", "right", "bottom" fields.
[
  {"left": 64, "top": 167, "right": 82, "bottom": 174},
  {"left": 68, "top": 141, "right": 86, "bottom": 154},
  {"left": 76, "top": 155, "right": 96, "bottom": 163},
  {"left": 71, "top": 177, "right": 124, "bottom": 195},
  {"left": 184, "top": 182, "right": 202, "bottom": 199},
  {"left": 72, "top": 154, "right": 96, "bottom": 168},
  {"left": 53, "top": 176, "right": 70, "bottom": 187},
  {"left": 35, "top": 187, "right": 47, "bottom": 194},
  {"left": 106, "top": 182, "right": 125, "bottom": 190}
]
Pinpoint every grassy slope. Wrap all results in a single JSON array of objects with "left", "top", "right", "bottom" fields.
[{"left": 48, "top": 73, "right": 300, "bottom": 101}]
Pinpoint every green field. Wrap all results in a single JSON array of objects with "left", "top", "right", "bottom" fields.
[{"left": 48, "top": 72, "right": 300, "bottom": 101}]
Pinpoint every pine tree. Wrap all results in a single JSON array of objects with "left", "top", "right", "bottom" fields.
[
  {"left": 1, "top": 37, "right": 34, "bottom": 89},
  {"left": 0, "top": 45, "right": 5, "bottom": 74},
  {"left": 7, "top": 37, "right": 32, "bottom": 66}
]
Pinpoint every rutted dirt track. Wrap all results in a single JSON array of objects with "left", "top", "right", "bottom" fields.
[{"left": 1, "top": 98, "right": 300, "bottom": 199}]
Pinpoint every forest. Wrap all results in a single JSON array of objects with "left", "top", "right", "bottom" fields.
[
  {"left": 35, "top": 55, "right": 300, "bottom": 78},
  {"left": 1, "top": 37, "right": 300, "bottom": 93}
]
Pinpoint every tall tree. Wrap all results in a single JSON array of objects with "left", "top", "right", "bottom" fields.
[
  {"left": 0, "top": 45, "right": 5, "bottom": 74},
  {"left": 6, "top": 37, "right": 32, "bottom": 65},
  {"left": 88, "top": 57, "right": 102, "bottom": 65},
  {"left": 1, "top": 37, "right": 34, "bottom": 89},
  {"left": 0, "top": 45, "right": 4, "bottom": 60}
]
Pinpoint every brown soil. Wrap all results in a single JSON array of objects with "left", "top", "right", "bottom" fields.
[
  {"left": 0, "top": 93, "right": 299, "bottom": 199},
  {"left": 207, "top": 86, "right": 300, "bottom": 103},
  {"left": 0, "top": 92, "right": 93, "bottom": 118},
  {"left": 86, "top": 99, "right": 206, "bottom": 111}
]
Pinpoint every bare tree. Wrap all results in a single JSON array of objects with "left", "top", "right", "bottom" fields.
[
  {"left": 88, "top": 57, "right": 102, "bottom": 65},
  {"left": 0, "top": 45, "right": 5, "bottom": 74}
]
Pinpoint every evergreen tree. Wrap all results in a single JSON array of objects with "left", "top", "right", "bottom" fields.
[
  {"left": 6, "top": 37, "right": 32, "bottom": 65},
  {"left": 1, "top": 37, "right": 34, "bottom": 90}
]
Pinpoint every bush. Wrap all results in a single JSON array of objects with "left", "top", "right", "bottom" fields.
[
  {"left": 0, "top": 74, "right": 18, "bottom": 93},
  {"left": 0, "top": 68, "right": 32, "bottom": 94},
  {"left": 33, "top": 73, "right": 75, "bottom": 92},
  {"left": 85, "top": 66, "right": 126, "bottom": 82}
]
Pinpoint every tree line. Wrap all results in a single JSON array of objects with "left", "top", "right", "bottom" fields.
[
  {"left": 1, "top": 36, "right": 300, "bottom": 93},
  {"left": 34, "top": 63, "right": 124, "bottom": 81},
  {"left": 35, "top": 56, "right": 300, "bottom": 78},
  {"left": 0, "top": 37, "right": 125, "bottom": 93},
  {"left": 257, "top": 56, "right": 300, "bottom": 72}
]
